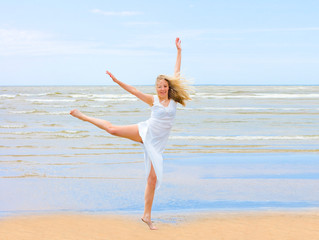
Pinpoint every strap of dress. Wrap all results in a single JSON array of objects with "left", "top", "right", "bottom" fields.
[{"left": 153, "top": 95, "right": 159, "bottom": 105}]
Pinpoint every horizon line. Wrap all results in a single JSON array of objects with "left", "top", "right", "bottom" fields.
[{"left": 1, "top": 84, "right": 319, "bottom": 87}]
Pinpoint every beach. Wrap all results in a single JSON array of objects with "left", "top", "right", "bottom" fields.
[
  {"left": 1, "top": 85, "right": 319, "bottom": 237},
  {"left": 1, "top": 211, "right": 319, "bottom": 240}
]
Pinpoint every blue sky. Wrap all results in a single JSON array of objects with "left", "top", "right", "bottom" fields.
[{"left": 0, "top": 0, "right": 318, "bottom": 86}]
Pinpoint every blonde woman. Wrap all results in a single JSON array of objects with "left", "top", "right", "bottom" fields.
[{"left": 70, "top": 37, "right": 191, "bottom": 230}]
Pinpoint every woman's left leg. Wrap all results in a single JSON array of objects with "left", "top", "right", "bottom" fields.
[
  {"left": 71, "top": 109, "right": 157, "bottom": 229},
  {"left": 70, "top": 109, "right": 142, "bottom": 143}
]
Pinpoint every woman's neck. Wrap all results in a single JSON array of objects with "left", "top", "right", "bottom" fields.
[{"left": 158, "top": 96, "right": 169, "bottom": 102}]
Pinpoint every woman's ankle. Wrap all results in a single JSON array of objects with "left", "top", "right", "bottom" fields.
[{"left": 142, "top": 213, "right": 151, "bottom": 221}]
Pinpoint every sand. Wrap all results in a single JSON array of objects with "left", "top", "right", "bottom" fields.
[{"left": 1, "top": 211, "right": 318, "bottom": 240}]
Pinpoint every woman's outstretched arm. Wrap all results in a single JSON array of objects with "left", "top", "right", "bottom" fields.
[
  {"left": 106, "top": 71, "right": 154, "bottom": 106},
  {"left": 174, "top": 37, "right": 182, "bottom": 78}
]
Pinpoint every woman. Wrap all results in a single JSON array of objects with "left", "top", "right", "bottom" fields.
[{"left": 70, "top": 37, "right": 191, "bottom": 230}]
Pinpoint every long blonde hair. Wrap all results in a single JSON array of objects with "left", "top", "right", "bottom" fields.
[{"left": 156, "top": 74, "right": 192, "bottom": 106}]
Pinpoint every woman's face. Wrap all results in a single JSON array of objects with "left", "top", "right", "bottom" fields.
[{"left": 156, "top": 79, "right": 169, "bottom": 98}]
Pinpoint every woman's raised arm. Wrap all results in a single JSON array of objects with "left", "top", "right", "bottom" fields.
[
  {"left": 174, "top": 37, "right": 182, "bottom": 78},
  {"left": 106, "top": 71, "right": 153, "bottom": 106}
]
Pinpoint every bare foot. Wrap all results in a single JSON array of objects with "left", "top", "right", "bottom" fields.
[
  {"left": 141, "top": 217, "right": 158, "bottom": 230},
  {"left": 70, "top": 109, "right": 87, "bottom": 121}
]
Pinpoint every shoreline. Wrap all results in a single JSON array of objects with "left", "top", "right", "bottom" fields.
[
  {"left": 1, "top": 84, "right": 319, "bottom": 87},
  {"left": 2, "top": 205, "right": 319, "bottom": 218},
  {"left": 1, "top": 210, "right": 318, "bottom": 240}
]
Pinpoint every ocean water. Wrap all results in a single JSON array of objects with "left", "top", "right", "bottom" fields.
[{"left": 1, "top": 85, "right": 319, "bottom": 216}]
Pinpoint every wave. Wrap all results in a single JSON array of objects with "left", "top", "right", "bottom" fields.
[
  {"left": 23, "top": 97, "right": 137, "bottom": 104},
  {"left": 1, "top": 92, "right": 64, "bottom": 98},
  {"left": 67, "top": 93, "right": 138, "bottom": 102},
  {"left": 92, "top": 98, "right": 138, "bottom": 102},
  {"left": 48, "top": 111, "right": 69, "bottom": 115},
  {"left": 10, "top": 109, "right": 135, "bottom": 116},
  {"left": 8, "top": 110, "right": 69, "bottom": 115},
  {"left": 50, "top": 130, "right": 90, "bottom": 138},
  {"left": 69, "top": 93, "right": 135, "bottom": 99},
  {"left": 183, "top": 107, "right": 319, "bottom": 111},
  {"left": 0, "top": 94, "right": 16, "bottom": 99},
  {"left": 42, "top": 124, "right": 63, "bottom": 127},
  {"left": 1, "top": 173, "right": 47, "bottom": 178},
  {"left": 10, "top": 110, "right": 48, "bottom": 114},
  {"left": 59, "top": 130, "right": 88, "bottom": 134},
  {"left": 195, "top": 94, "right": 319, "bottom": 99},
  {"left": 27, "top": 99, "right": 76, "bottom": 103},
  {"left": 17, "top": 93, "right": 59, "bottom": 97},
  {"left": 0, "top": 124, "right": 27, "bottom": 128},
  {"left": 170, "top": 135, "right": 319, "bottom": 140},
  {"left": 0, "top": 130, "right": 89, "bottom": 136},
  {"left": 0, "top": 174, "right": 141, "bottom": 179}
]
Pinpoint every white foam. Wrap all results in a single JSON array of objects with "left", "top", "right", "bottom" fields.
[
  {"left": 48, "top": 111, "right": 69, "bottom": 115},
  {"left": 18, "top": 93, "right": 49, "bottom": 97},
  {"left": 0, "top": 130, "right": 89, "bottom": 137},
  {"left": 70, "top": 94, "right": 135, "bottom": 99},
  {"left": 27, "top": 99, "right": 76, "bottom": 103},
  {"left": 93, "top": 98, "right": 138, "bottom": 102},
  {"left": 170, "top": 135, "right": 319, "bottom": 140},
  {"left": 195, "top": 94, "right": 319, "bottom": 99},
  {"left": 10, "top": 110, "right": 47, "bottom": 114},
  {"left": 0, "top": 94, "right": 16, "bottom": 98},
  {"left": 183, "top": 107, "right": 319, "bottom": 111},
  {"left": 89, "top": 94, "right": 134, "bottom": 98},
  {"left": 0, "top": 124, "right": 27, "bottom": 128}
]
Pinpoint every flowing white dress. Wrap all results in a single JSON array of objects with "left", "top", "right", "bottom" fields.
[{"left": 138, "top": 95, "right": 177, "bottom": 190}]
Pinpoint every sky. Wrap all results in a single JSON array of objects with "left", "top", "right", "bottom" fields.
[{"left": 0, "top": 0, "right": 318, "bottom": 86}]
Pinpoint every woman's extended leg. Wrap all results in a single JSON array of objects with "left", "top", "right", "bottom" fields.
[
  {"left": 71, "top": 109, "right": 157, "bottom": 229},
  {"left": 141, "top": 164, "right": 157, "bottom": 230},
  {"left": 70, "top": 109, "right": 142, "bottom": 143}
]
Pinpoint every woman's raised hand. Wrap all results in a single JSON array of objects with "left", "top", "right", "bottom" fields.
[
  {"left": 174, "top": 38, "right": 182, "bottom": 77},
  {"left": 106, "top": 71, "right": 118, "bottom": 83},
  {"left": 175, "top": 37, "right": 181, "bottom": 51}
]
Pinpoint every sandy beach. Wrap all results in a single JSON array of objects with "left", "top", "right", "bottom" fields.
[{"left": 1, "top": 211, "right": 318, "bottom": 240}]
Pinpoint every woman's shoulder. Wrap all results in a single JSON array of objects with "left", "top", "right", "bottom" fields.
[{"left": 171, "top": 99, "right": 177, "bottom": 107}]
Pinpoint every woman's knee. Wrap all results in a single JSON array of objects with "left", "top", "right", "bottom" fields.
[
  {"left": 147, "top": 172, "right": 157, "bottom": 188},
  {"left": 106, "top": 126, "right": 118, "bottom": 136}
]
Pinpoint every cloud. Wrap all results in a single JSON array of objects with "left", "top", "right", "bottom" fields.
[
  {"left": 207, "top": 27, "right": 319, "bottom": 34},
  {"left": 250, "top": 27, "right": 319, "bottom": 32},
  {"left": 90, "top": 9, "right": 142, "bottom": 16},
  {"left": 0, "top": 28, "right": 163, "bottom": 56},
  {"left": 0, "top": 28, "right": 57, "bottom": 55},
  {"left": 2, "top": 26, "right": 317, "bottom": 57},
  {"left": 124, "top": 21, "right": 160, "bottom": 26},
  {"left": 112, "top": 29, "right": 209, "bottom": 50},
  {"left": 0, "top": 27, "right": 204, "bottom": 56},
  {"left": 0, "top": 28, "right": 52, "bottom": 43}
]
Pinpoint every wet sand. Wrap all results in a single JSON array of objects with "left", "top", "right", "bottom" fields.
[{"left": 1, "top": 211, "right": 318, "bottom": 240}]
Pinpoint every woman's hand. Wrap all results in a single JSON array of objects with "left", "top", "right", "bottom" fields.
[
  {"left": 106, "top": 71, "right": 118, "bottom": 83},
  {"left": 174, "top": 38, "right": 182, "bottom": 77},
  {"left": 175, "top": 37, "right": 181, "bottom": 51}
]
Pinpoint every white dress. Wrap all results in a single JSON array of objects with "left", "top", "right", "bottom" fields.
[{"left": 138, "top": 95, "right": 177, "bottom": 190}]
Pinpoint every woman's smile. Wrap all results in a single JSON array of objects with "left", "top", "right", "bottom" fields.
[{"left": 156, "top": 79, "right": 169, "bottom": 97}]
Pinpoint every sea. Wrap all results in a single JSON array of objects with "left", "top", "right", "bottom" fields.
[{"left": 1, "top": 85, "right": 319, "bottom": 217}]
